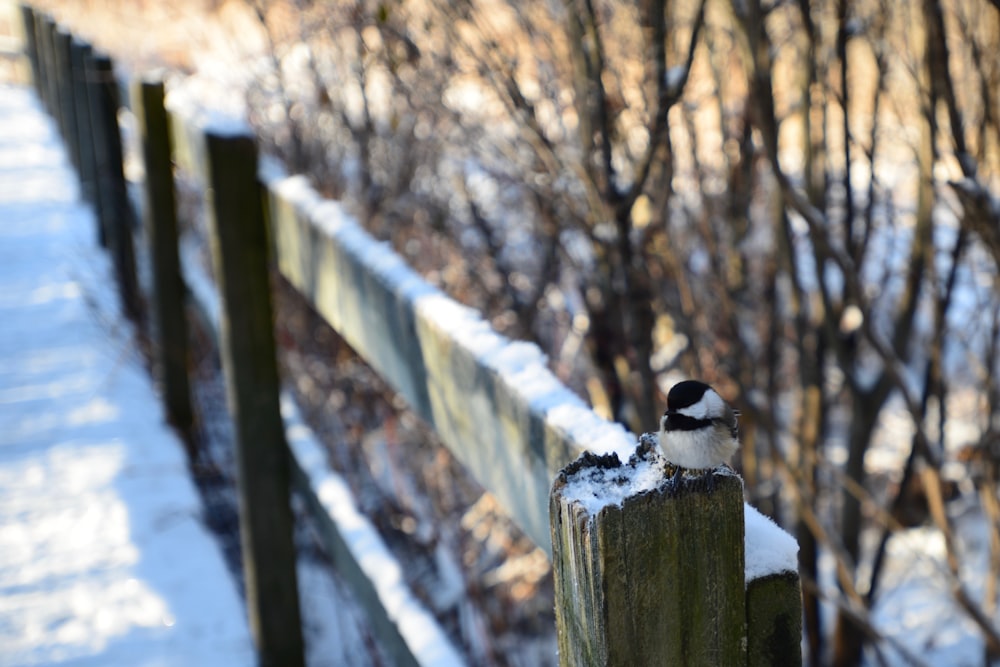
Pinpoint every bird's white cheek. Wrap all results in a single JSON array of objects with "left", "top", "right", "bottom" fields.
[{"left": 676, "top": 390, "right": 726, "bottom": 420}]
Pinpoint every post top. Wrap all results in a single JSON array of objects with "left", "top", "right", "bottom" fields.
[
  {"left": 745, "top": 503, "right": 800, "bottom": 583},
  {"left": 553, "top": 433, "right": 739, "bottom": 516}
]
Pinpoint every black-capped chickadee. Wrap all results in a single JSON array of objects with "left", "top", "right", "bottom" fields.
[{"left": 658, "top": 380, "right": 740, "bottom": 470}]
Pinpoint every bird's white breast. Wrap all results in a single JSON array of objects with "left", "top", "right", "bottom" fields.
[{"left": 657, "top": 425, "right": 739, "bottom": 469}]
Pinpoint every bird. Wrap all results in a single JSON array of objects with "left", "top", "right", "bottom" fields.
[{"left": 658, "top": 380, "right": 740, "bottom": 471}]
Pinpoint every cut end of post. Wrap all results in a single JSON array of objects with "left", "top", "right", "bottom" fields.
[{"left": 553, "top": 432, "right": 740, "bottom": 517}]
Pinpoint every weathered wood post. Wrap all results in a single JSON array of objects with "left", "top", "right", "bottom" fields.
[
  {"left": 132, "top": 78, "right": 194, "bottom": 440},
  {"left": 46, "top": 19, "right": 68, "bottom": 140},
  {"left": 203, "top": 126, "right": 304, "bottom": 667},
  {"left": 551, "top": 435, "right": 803, "bottom": 666},
  {"left": 69, "top": 37, "right": 97, "bottom": 206},
  {"left": 31, "top": 11, "right": 46, "bottom": 103},
  {"left": 550, "top": 437, "right": 747, "bottom": 665},
  {"left": 32, "top": 11, "right": 51, "bottom": 109},
  {"left": 746, "top": 571, "right": 802, "bottom": 667},
  {"left": 53, "top": 28, "right": 81, "bottom": 171},
  {"left": 19, "top": 5, "right": 40, "bottom": 94},
  {"left": 36, "top": 14, "right": 57, "bottom": 116},
  {"left": 87, "top": 52, "right": 141, "bottom": 318}
]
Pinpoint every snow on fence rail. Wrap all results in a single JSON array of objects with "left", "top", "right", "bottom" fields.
[
  {"left": 20, "top": 5, "right": 802, "bottom": 665},
  {"left": 163, "top": 89, "right": 637, "bottom": 553}
]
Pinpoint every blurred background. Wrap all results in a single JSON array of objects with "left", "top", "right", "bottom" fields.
[{"left": 19, "top": 0, "right": 1000, "bottom": 664}]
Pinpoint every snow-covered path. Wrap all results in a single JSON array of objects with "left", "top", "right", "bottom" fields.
[{"left": 0, "top": 85, "right": 255, "bottom": 665}]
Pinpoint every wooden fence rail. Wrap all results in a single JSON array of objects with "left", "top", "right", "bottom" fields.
[{"left": 19, "top": 6, "right": 802, "bottom": 665}]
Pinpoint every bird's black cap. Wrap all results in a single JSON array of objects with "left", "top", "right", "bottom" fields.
[{"left": 666, "top": 380, "right": 712, "bottom": 412}]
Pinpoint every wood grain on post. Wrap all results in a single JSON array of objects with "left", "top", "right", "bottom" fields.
[
  {"left": 203, "top": 128, "right": 304, "bottom": 667},
  {"left": 87, "top": 53, "right": 140, "bottom": 318},
  {"left": 747, "top": 572, "right": 803, "bottom": 667},
  {"left": 132, "top": 78, "right": 193, "bottom": 439},
  {"left": 550, "top": 441, "right": 746, "bottom": 666}
]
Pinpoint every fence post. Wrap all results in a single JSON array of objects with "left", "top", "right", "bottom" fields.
[
  {"left": 132, "top": 78, "right": 194, "bottom": 440},
  {"left": 69, "top": 38, "right": 97, "bottom": 206},
  {"left": 747, "top": 572, "right": 803, "bottom": 667},
  {"left": 34, "top": 12, "right": 50, "bottom": 109},
  {"left": 53, "top": 28, "right": 80, "bottom": 171},
  {"left": 87, "top": 52, "right": 141, "bottom": 318},
  {"left": 37, "top": 14, "right": 57, "bottom": 116},
  {"left": 549, "top": 442, "right": 747, "bottom": 665},
  {"left": 19, "top": 5, "right": 40, "bottom": 93},
  {"left": 203, "top": 127, "right": 304, "bottom": 667},
  {"left": 47, "top": 20, "right": 68, "bottom": 140}
]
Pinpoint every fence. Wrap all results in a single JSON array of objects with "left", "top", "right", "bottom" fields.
[{"left": 19, "top": 5, "right": 802, "bottom": 665}]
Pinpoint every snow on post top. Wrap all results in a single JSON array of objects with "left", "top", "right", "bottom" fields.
[
  {"left": 556, "top": 434, "right": 800, "bottom": 584},
  {"left": 744, "top": 503, "right": 799, "bottom": 583},
  {"left": 556, "top": 433, "right": 740, "bottom": 515},
  {"left": 556, "top": 435, "right": 668, "bottom": 516}
]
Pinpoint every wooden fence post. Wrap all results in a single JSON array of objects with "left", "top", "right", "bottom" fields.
[
  {"left": 35, "top": 12, "right": 51, "bottom": 110},
  {"left": 550, "top": 441, "right": 747, "bottom": 666},
  {"left": 19, "top": 5, "right": 40, "bottom": 94},
  {"left": 70, "top": 38, "right": 97, "bottom": 206},
  {"left": 203, "top": 128, "right": 304, "bottom": 667},
  {"left": 87, "top": 52, "right": 141, "bottom": 318},
  {"left": 47, "top": 20, "right": 69, "bottom": 141},
  {"left": 37, "top": 14, "right": 57, "bottom": 116},
  {"left": 132, "top": 78, "right": 194, "bottom": 440},
  {"left": 32, "top": 12, "right": 46, "bottom": 106},
  {"left": 746, "top": 572, "right": 802, "bottom": 667},
  {"left": 53, "top": 28, "right": 80, "bottom": 171}
]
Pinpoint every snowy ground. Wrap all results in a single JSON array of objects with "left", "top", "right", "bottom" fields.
[{"left": 0, "top": 84, "right": 256, "bottom": 666}]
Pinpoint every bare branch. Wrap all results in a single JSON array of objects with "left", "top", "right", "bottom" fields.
[{"left": 624, "top": 0, "right": 706, "bottom": 215}]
